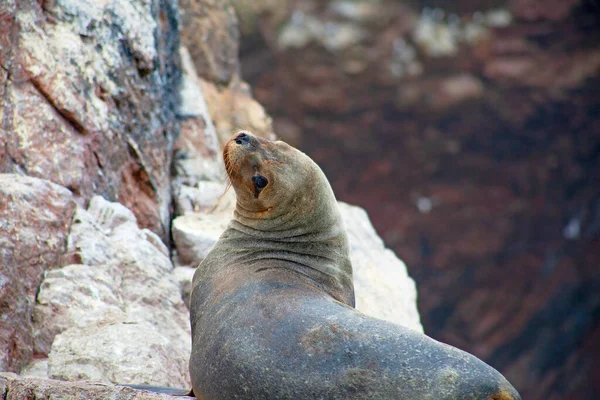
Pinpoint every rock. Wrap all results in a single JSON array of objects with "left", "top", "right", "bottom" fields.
[
  {"left": 172, "top": 181, "right": 230, "bottom": 215},
  {"left": 172, "top": 267, "right": 196, "bottom": 308},
  {"left": 20, "top": 359, "right": 48, "bottom": 379},
  {"left": 199, "top": 78, "right": 275, "bottom": 147},
  {"left": 172, "top": 202, "right": 423, "bottom": 331},
  {"left": 0, "top": 0, "right": 181, "bottom": 240},
  {"left": 48, "top": 321, "right": 189, "bottom": 388},
  {"left": 173, "top": 47, "right": 223, "bottom": 188},
  {"left": 32, "top": 196, "right": 191, "bottom": 385},
  {"left": 179, "top": 0, "right": 239, "bottom": 84},
  {"left": 171, "top": 213, "right": 230, "bottom": 266},
  {"left": 509, "top": 0, "right": 580, "bottom": 21},
  {"left": 230, "top": 0, "right": 292, "bottom": 36},
  {"left": 0, "top": 174, "right": 76, "bottom": 372},
  {"left": 339, "top": 202, "right": 423, "bottom": 332},
  {"left": 32, "top": 264, "right": 126, "bottom": 355},
  {"left": 0, "top": 372, "right": 178, "bottom": 399}
]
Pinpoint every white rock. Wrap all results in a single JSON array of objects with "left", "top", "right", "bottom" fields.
[
  {"left": 33, "top": 264, "right": 126, "bottom": 355},
  {"left": 172, "top": 266, "right": 197, "bottom": 308},
  {"left": 173, "top": 181, "right": 230, "bottom": 215},
  {"left": 171, "top": 213, "right": 230, "bottom": 266},
  {"left": 20, "top": 359, "right": 49, "bottom": 379},
  {"left": 48, "top": 321, "right": 190, "bottom": 387},
  {"left": 34, "top": 196, "right": 191, "bottom": 386},
  {"left": 339, "top": 202, "right": 423, "bottom": 332}
]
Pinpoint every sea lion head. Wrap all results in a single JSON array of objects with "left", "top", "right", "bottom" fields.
[
  {"left": 223, "top": 130, "right": 340, "bottom": 234},
  {"left": 221, "top": 130, "right": 354, "bottom": 305}
]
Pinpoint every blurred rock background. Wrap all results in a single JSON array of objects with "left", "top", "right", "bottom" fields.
[{"left": 233, "top": 0, "right": 600, "bottom": 399}]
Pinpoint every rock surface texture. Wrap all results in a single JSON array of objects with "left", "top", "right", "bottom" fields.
[
  {"left": 236, "top": 1, "right": 600, "bottom": 399},
  {"left": 0, "top": 373, "right": 176, "bottom": 400},
  {"left": 32, "top": 197, "right": 191, "bottom": 387},
  {"left": 0, "top": 0, "right": 181, "bottom": 239},
  {"left": 0, "top": 175, "right": 76, "bottom": 373}
]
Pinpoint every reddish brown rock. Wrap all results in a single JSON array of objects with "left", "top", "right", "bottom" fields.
[
  {"left": 0, "top": 0, "right": 181, "bottom": 240},
  {"left": 0, "top": 174, "right": 76, "bottom": 372}
]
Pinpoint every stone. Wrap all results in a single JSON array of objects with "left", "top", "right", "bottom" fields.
[
  {"left": 230, "top": 0, "right": 292, "bottom": 36},
  {"left": 0, "top": 174, "right": 76, "bottom": 372},
  {"left": 0, "top": 372, "right": 178, "bottom": 399},
  {"left": 509, "top": 0, "right": 580, "bottom": 21},
  {"left": 199, "top": 78, "right": 275, "bottom": 147},
  {"left": 48, "top": 321, "right": 189, "bottom": 388},
  {"left": 19, "top": 359, "right": 48, "bottom": 379},
  {"left": 0, "top": 0, "right": 181, "bottom": 239},
  {"left": 172, "top": 181, "right": 230, "bottom": 216},
  {"left": 179, "top": 0, "right": 239, "bottom": 84},
  {"left": 339, "top": 202, "right": 423, "bottom": 332},
  {"left": 32, "top": 197, "right": 191, "bottom": 385},
  {"left": 32, "top": 264, "right": 126, "bottom": 356},
  {"left": 172, "top": 267, "right": 196, "bottom": 308},
  {"left": 171, "top": 213, "right": 231, "bottom": 266},
  {"left": 173, "top": 46, "right": 223, "bottom": 188}
]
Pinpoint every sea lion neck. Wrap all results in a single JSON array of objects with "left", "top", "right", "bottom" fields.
[
  {"left": 218, "top": 130, "right": 355, "bottom": 305},
  {"left": 224, "top": 165, "right": 355, "bottom": 305}
]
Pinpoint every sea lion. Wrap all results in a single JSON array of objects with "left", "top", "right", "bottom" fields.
[{"left": 189, "top": 131, "right": 521, "bottom": 400}]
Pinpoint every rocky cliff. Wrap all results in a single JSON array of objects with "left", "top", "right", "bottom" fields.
[
  {"left": 0, "top": 0, "right": 422, "bottom": 397},
  {"left": 235, "top": 1, "right": 600, "bottom": 399}
]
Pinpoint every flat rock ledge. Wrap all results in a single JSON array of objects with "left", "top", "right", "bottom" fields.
[{"left": 0, "top": 373, "right": 176, "bottom": 400}]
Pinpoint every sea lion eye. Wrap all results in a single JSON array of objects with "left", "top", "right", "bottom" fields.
[{"left": 253, "top": 175, "right": 268, "bottom": 190}]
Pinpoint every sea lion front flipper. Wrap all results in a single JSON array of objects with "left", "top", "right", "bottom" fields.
[{"left": 121, "top": 384, "right": 195, "bottom": 396}]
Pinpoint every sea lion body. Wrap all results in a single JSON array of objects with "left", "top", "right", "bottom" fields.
[{"left": 189, "top": 132, "right": 520, "bottom": 400}]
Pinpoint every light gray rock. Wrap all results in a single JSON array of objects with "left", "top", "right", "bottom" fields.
[
  {"left": 171, "top": 213, "right": 230, "bottom": 266},
  {"left": 0, "top": 372, "right": 180, "bottom": 399},
  {"left": 173, "top": 181, "right": 230, "bottom": 215},
  {"left": 33, "top": 196, "right": 191, "bottom": 385},
  {"left": 172, "top": 267, "right": 196, "bottom": 308},
  {"left": 339, "top": 202, "right": 423, "bottom": 332},
  {"left": 33, "top": 264, "right": 126, "bottom": 355},
  {"left": 48, "top": 321, "right": 189, "bottom": 388},
  {"left": 20, "top": 359, "right": 48, "bottom": 379}
]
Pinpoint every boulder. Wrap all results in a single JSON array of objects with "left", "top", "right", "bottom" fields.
[
  {"left": 48, "top": 322, "right": 189, "bottom": 388},
  {"left": 199, "top": 78, "right": 275, "bottom": 147},
  {"left": 179, "top": 0, "right": 239, "bottom": 84},
  {"left": 0, "top": 174, "right": 75, "bottom": 372},
  {"left": 0, "top": 0, "right": 181, "bottom": 239},
  {"left": 0, "top": 372, "right": 177, "bottom": 399},
  {"left": 31, "top": 197, "right": 190, "bottom": 385},
  {"left": 339, "top": 202, "right": 422, "bottom": 332},
  {"left": 171, "top": 213, "right": 230, "bottom": 266},
  {"left": 32, "top": 264, "right": 125, "bottom": 355}
]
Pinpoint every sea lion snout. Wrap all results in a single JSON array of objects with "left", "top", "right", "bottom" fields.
[{"left": 234, "top": 131, "right": 250, "bottom": 145}]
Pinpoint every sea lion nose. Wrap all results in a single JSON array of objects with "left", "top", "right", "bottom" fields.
[{"left": 234, "top": 132, "right": 250, "bottom": 145}]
